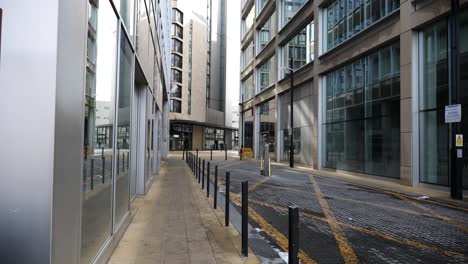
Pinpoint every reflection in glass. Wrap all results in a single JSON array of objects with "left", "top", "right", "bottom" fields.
[
  {"left": 258, "top": 56, "right": 276, "bottom": 91},
  {"left": 280, "top": 21, "right": 314, "bottom": 79},
  {"left": 324, "top": 0, "right": 399, "bottom": 51},
  {"left": 258, "top": 12, "right": 276, "bottom": 51},
  {"left": 322, "top": 43, "right": 400, "bottom": 178},
  {"left": 280, "top": 83, "right": 314, "bottom": 165},
  {"left": 115, "top": 31, "right": 132, "bottom": 228},
  {"left": 281, "top": 0, "right": 306, "bottom": 28},
  {"left": 257, "top": 100, "right": 276, "bottom": 160},
  {"left": 242, "top": 5, "right": 255, "bottom": 38},
  {"left": 119, "top": 0, "right": 135, "bottom": 39},
  {"left": 242, "top": 74, "right": 255, "bottom": 101},
  {"left": 242, "top": 41, "right": 255, "bottom": 70},
  {"left": 81, "top": 1, "right": 117, "bottom": 263}
]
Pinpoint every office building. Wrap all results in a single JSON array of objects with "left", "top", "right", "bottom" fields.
[
  {"left": 168, "top": 0, "right": 240, "bottom": 151},
  {"left": 239, "top": 0, "right": 468, "bottom": 192},
  {"left": 0, "top": 0, "right": 172, "bottom": 263}
]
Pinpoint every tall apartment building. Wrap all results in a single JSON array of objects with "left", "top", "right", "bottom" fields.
[
  {"left": 239, "top": 0, "right": 468, "bottom": 195},
  {"left": 0, "top": 0, "right": 172, "bottom": 263},
  {"left": 169, "top": 0, "right": 240, "bottom": 151}
]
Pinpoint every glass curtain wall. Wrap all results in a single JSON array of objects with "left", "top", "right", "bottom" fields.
[
  {"left": 243, "top": 109, "right": 254, "bottom": 148},
  {"left": 257, "top": 100, "right": 277, "bottom": 160},
  {"left": 280, "top": 82, "right": 314, "bottom": 165},
  {"left": 280, "top": 0, "right": 307, "bottom": 28},
  {"left": 242, "top": 74, "right": 255, "bottom": 101},
  {"left": 257, "top": 12, "right": 277, "bottom": 52},
  {"left": 322, "top": 42, "right": 400, "bottom": 178},
  {"left": 258, "top": 55, "right": 276, "bottom": 92},
  {"left": 115, "top": 31, "right": 133, "bottom": 229},
  {"left": 280, "top": 21, "right": 314, "bottom": 78},
  {"left": 205, "top": 128, "right": 225, "bottom": 150},
  {"left": 419, "top": 11, "right": 468, "bottom": 188},
  {"left": 324, "top": 0, "right": 399, "bottom": 52},
  {"left": 81, "top": 1, "right": 118, "bottom": 263}
]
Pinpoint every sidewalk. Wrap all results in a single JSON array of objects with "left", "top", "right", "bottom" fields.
[{"left": 108, "top": 156, "right": 260, "bottom": 264}]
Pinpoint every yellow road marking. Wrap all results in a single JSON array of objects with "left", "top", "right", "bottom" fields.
[
  {"left": 309, "top": 175, "right": 359, "bottom": 264},
  {"left": 243, "top": 196, "right": 468, "bottom": 260},
  {"left": 230, "top": 195, "right": 317, "bottom": 264}
]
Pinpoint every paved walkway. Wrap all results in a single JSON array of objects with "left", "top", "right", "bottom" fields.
[{"left": 108, "top": 156, "right": 260, "bottom": 264}]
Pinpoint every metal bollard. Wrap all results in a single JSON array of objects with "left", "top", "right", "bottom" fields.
[
  {"left": 196, "top": 148, "right": 198, "bottom": 157},
  {"left": 122, "top": 153, "right": 125, "bottom": 172},
  {"left": 198, "top": 158, "right": 201, "bottom": 183},
  {"left": 102, "top": 157, "right": 105, "bottom": 184},
  {"left": 242, "top": 181, "right": 248, "bottom": 257},
  {"left": 210, "top": 148, "right": 213, "bottom": 160},
  {"left": 207, "top": 162, "right": 210, "bottom": 197},
  {"left": 182, "top": 149, "right": 185, "bottom": 160},
  {"left": 240, "top": 149, "right": 243, "bottom": 161},
  {"left": 225, "top": 148, "right": 227, "bottom": 160},
  {"left": 225, "top": 172, "right": 230, "bottom": 227},
  {"left": 202, "top": 160, "right": 205, "bottom": 189},
  {"left": 90, "top": 159, "right": 94, "bottom": 190},
  {"left": 214, "top": 165, "right": 218, "bottom": 209},
  {"left": 289, "top": 206, "right": 300, "bottom": 264}
]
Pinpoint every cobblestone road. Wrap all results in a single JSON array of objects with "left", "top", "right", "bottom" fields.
[{"left": 199, "top": 157, "right": 468, "bottom": 264}]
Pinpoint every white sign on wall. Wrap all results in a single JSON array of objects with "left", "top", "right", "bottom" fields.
[{"left": 445, "top": 104, "right": 462, "bottom": 123}]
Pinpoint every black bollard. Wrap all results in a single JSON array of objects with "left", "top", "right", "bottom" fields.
[
  {"left": 225, "top": 172, "right": 230, "bottom": 227},
  {"left": 122, "top": 152, "right": 125, "bottom": 172},
  {"left": 207, "top": 162, "right": 210, "bottom": 197},
  {"left": 90, "top": 159, "right": 94, "bottom": 190},
  {"left": 214, "top": 165, "right": 218, "bottom": 209},
  {"left": 182, "top": 149, "right": 185, "bottom": 160},
  {"left": 289, "top": 206, "right": 300, "bottom": 264},
  {"left": 210, "top": 148, "right": 213, "bottom": 160},
  {"left": 102, "top": 157, "right": 105, "bottom": 184},
  {"left": 241, "top": 181, "right": 248, "bottom": 257},
  {"left": 202, "top": 160, "right": 205, "bottom": 189},
  {"left": 196, "top": 148, "right": 198, "bottom": 157},
  {"left": 198, "top": 158, "right": 201, "bottom": 183},
  {"left": 240, "top": 149, "right": 243, "bottom": 161},
  {"left": 225, "top": 148, "right": 227, "bottom": 160}
]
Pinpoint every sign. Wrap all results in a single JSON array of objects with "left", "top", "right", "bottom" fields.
[
  {"left": 456, "top": 134, "right": 463, "bottom": 147},
  {"left": 445, "top": 104, "right": 461, "bottom": 123},
  {"left": 457, "top": 149, "right": 463, "bottom": 158}
]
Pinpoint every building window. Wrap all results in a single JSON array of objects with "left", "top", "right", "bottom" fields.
[
  {"left": 257, "top": 55, "right": 276, "bottom": 92},
  {"left": 257, "top": 11, "right": 277, "bottom": 52},
  {"left": 322, "top": 42, "right": 400, "bottom": 178},
  {"left": 172, "top": 24, "right": 183, "bottom": 39},
  {"left": 172, "top": 8, "right": 183, "bottom": 24},
  {"left": 257, "top": 100, "right": 277, "bottom": 159},
  {"left": 170, "top": 84, "right": 182, "bottom": 98},
  {"left": 280, "top": 0, "right": 307, "bottom": 28},
  {"left": 419, "top": 12, "right": 468, "bottom": 188},
  {"left": 241, "top": 41, "right": 255, "bottom": 70},
  {"left": 171, "top": 69, "right": 182, "bottom": 83},
  {"left": 243, "top": 109, "right": 254, "bottom": 148},
  {"left": 242, "top": 5, "right": 255, "bottom": 39},
  {"left": 171, "top": 54, "right": 182, "bottom": 68},
  {"left": 242, "top": 74, "right": 255, "bottom": 101},
  {"left": 280, "top": 21, "right": 314, "bottom": 79},
  {"left": 323, "top": 0, "right": 399, "bottom": 52},
  {"left": 172, "top": 39, "right": 183, "bottom": 53},
  {"left": 170, "top": 99, "right": 182, "bottom": 113},
  {"left": 256, "top": 0, "right": 269, "bottom": 15},
  {"left": 280, "top": 82, "right": 314, "bottom": 165}
]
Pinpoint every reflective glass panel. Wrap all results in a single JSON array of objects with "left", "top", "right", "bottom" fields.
[{"left": 81, "top": 1, "right": 118, "bottom": 262}]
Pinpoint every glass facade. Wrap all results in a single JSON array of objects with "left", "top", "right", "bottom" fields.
[
  {"left": 280, "top": 82, "right": 314, "bottom": 165},
  {"left": 81, "top": 0, "right": 166, "bottom": 262},
  {"left": 322, "top": 42, "right": 400, "bottom": 178},
  {"left": 280, "top": 0, "right": 307, "bottom": 28},
  {"left": 170, "top": 99, "right": 182, "bottom": 113},
  {"left": 257, "top": 100, "right": 277, "bottom": 160},
  {"left": 257, "top": 55, "right": 276, "bottom": 92},
  {"left": 243, "top": 108, "right": 254, "bottom": 148},
  {"left": 257, "top": 11, "right": 277, "bottom": 52},
  {"left": 81, "top": 1, "right": 117, "bottom": 263},
  {"left": 242, "top": 74, "right": 255, "bottom": 101},
  {"left": 419, "top": 12, "right": 468, "bottom": 188},
  {"left": 280, "top": 21, "right": 314, "bottom": 79},
  {"left": 206, "top": 128, "right": 225, "bottom": 150},
  {"left": 324, "top": 0, "right": 399, "bottom": 52}
]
